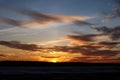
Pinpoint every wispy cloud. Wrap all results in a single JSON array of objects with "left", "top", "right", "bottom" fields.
[
  {"left": 65, "top": 34, "right": 104, "bottom": 45},
  {"left": 73, "top": 20, "right": 93, "bottom": 26},
  {"left": 1, "top": 7, "right": 91, "bottom": 22},
  {"left": 0, "top": 6, "right": 92, "bottom": 28},
  {"left": 102, "top": 8, "right": 120, "bottom": 20},
  {"left": 102, "top": 0, "right": 120, "bottom": 20},
  {"left": 39, "top": 40, "right": 67, "bottom": 45},
  {"left": 0, "top": 41, "right": 38, "bottom": 51},
  {"left": 92, "top": 26, "right": 120, "bottom": 40},
  {"left": 0, "top": 16, "right": 22, "bottom": 26},
  {"left": 93, "top": 41, "right": 120, "bottom": 47},
  {"left": 0, "top": 27, "right": 17, "bottom": 32}
]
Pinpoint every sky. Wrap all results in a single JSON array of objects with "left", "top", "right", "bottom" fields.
[{"left": 0, "top": 0, "right": 120, "bottom": 63}]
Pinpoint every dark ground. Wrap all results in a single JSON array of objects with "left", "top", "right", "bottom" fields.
[{"left": 0, "top": 61, "right": 120, "bottom": 80}]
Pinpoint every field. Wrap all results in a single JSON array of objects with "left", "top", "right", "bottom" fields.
[{"left": 0, "top": 61, "right": 120, "bottom": 80}]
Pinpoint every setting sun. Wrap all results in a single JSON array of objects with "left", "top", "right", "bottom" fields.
[{"left": 51, "top": 58, "right": 58, "bottom": 63}]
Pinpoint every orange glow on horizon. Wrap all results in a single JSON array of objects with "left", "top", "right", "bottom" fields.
[
  {"left": 37, "top": 57, "right": 71, "bottom": 63},
  {"left": 51, "top": 58, "right": 58, "bottom": 63},
  {"left": 0, "top": 45, "right": 119, "bottom": 63}
]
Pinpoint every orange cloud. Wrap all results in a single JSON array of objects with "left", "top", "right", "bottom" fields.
[{"left": 0, "top": 40, "right": 119, "bottom": 63}]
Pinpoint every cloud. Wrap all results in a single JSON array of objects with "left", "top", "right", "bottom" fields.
[
  {"left": 0, "top": 54, "right": 16, "bottom": 57},
  {"left": 4, "top": 7, "right": 91, "bottom": 22},
  {"left": 65, "top": 34, "right": 104, "bottom": 45},
  {"left": 39, "top": 40, "right": 67, "bottom": 46},
  {"left": 0, "top": 6, "right": 92, "bottom": 28},
  {"left": 0, "top": 27, "right": 17, "bottom": 32},
  {"left": 93, "top": 41, "right": 120, "bottom": 48},
  {"left": 40, "top": 55, "right": 61, "bottom": 58},
  {"left": 0, "top": 54, "right": 6, "bottom": 57},
  {"left": 70, "top": 56, "right": 120, "bottom": 63},
  {"left": 61, "top": 32, "right": 120, "bottom": 58},
  {"left": 1, "top": 40, "right": 119, "bottom": 58},
  {"left": 102, "top": 0, "right": 120, "bottom": 20},
  {"left": 73, "top": 20, "right": 93, "bottom": 26},
  {"left": 103, "top": 8, "right": 120, "bottom": 19},
  {"left": 66, "top": 34, "right": 101, "bottom": 41},
  {"left": 0, "top": 16, "right": 22, "bottom": 26},
  {"left": 93, "top": 26, "right": 120, "bottom": 40},
  {"left": 0, "top": 41, "right": 38, "bottom": 51},
  {"left": 0, "top": 40, "right": 119, "bottom": 62},
  {"left": 86, "top": 49, "right": 119, "bottom": 56},
  {"left": 116, "top": 0, "right": 120, "bottom": 4},
  {"left": 53, "top": 45, "right": 120, "bottom": 57}
]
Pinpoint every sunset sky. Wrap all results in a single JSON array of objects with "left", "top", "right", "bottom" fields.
[{"left": 0, "top": 0, "right": 120, "bottom": 63}]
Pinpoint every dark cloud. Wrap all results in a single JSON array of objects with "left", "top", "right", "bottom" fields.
[
  {"left": 63, "top": 26, "right": 120, "bottom": 57},
  {"left": 0, "top": 6, "right": 92, "bottom": 27},
  {"left": 0, "top": 54, "right": 6, "bottom": 57},
  {"left": 12, "top": 9, "right": 92, "bottom": 25},
  {"left": 86, "top": 50, "right": 119, "bottom": 56},
  {"left": 13, "top": 9, "right": 60, "bottom": 22},
  {"left": 103, "top": 8, "right": 120, "bottom": 19},
  {"left": 0, "top": 41, "right": 38, "bottom": 51},
  {"left": 0, "top": 16, "right": 22, "bottom": 26},
  {"left": 65, "top": 34, "right": 103, "bottom": 46},
  {"left": 116, "top": 0, "right": 120, "bottom": 6},
  {"left": 97, "top": 41, "right": 120, "bottom": 45},
  {"left": 93, "top": 41, "right": 120, "bottom": 48},
  {"left": 73, "top": 20, "right": 93, "bottom": 26},
  {"left": 66, "top": 34, "right": 101, "bottom": 42},
  {"left": 93, "top": 26, "right": 120, "bottom": 40},
  {"left": 4, "top": 7, "right": 90, "bottom": 23},
  {"left": 71, "top": 31, "right": 83, "bottom": 35},
  {"left": 103, "top": 0, "right": 120, "bottom": 19},
  {"left": 53, "top": 45, "right": 120, "bottom": 57},
  {"left": 0, "top": 6, "right": 60, "bottom": 21},
  {"left": 40, "top": 55, "right": 61, "bottom": 58}
]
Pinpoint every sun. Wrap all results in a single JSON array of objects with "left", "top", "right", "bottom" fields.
[{"left": 51, "top": 58, "right": 58, "bottom": 63}]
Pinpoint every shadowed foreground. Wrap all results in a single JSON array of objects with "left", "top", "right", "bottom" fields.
[{"left": 0, "top": 61, "right": 120, "bottom": 80}]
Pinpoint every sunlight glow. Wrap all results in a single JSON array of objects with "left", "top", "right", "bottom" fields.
[
  {"left": 36, "top": 51, "right": 74, "bottom": 63},
  {"left": 51, "top": 58, "right": 58, "bottom": 63}
]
